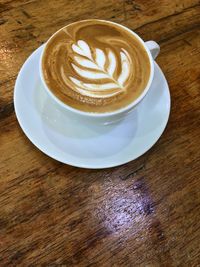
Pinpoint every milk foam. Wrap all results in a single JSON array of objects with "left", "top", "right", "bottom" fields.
[
  {"left": 70, "top": 40, "right": 131, "bottom": 98},
  {"left": 42, "top": 20, "right": 151, "bottom": 113}
]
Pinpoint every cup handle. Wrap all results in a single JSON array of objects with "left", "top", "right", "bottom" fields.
[{"left": 145, "top": 41, "right": 160, "bottom": 60}]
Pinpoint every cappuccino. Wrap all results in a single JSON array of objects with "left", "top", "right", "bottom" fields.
[{"left": 42, "top": 20, "right": 151, "bottom": 113}]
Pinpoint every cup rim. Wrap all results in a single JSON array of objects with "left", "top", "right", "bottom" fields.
[{"left": 39, "top": 19, "right": 154, "bottom": 118}]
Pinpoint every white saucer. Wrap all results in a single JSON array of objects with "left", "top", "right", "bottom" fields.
[{"left": 14, "top": 45, "right": 170, "bottom": 169}]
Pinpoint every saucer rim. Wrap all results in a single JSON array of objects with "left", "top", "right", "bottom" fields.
[{"left": 14, "top": 45, "right": 171, "bottom": 169}]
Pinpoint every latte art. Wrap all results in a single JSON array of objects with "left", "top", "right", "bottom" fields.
[
  {"left": 42, "top": 20, "right": 151, "bottom": 113},
  {"left": 69, "top": 40, "right": 131, "bottom": 98}
]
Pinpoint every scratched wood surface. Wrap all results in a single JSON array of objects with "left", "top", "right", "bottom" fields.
[{"left": 0, "top": 0, "right": 200, "bottom": 266}]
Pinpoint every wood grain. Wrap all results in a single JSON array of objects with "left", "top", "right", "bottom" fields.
[{"left": 0, "top": 0, "right": 200, "bottom": 266}]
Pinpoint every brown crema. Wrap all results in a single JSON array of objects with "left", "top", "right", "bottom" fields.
[{"left": 42, "top": 20, "right": 151, "bottom": 113}]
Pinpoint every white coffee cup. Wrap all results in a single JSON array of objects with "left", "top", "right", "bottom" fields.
[{"left": 39, "top": 20, "right": 160, "bottom": 122}]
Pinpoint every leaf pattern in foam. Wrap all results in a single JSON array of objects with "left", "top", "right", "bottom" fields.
[
  {"left": 69, "top": 77, "right": 119, "bottom": 91},
  {"left": 74, "top": 56, "right": 97, "bottom": 69},
  {"left": 107, "top": 50, "right": 117, "bottom": 77},
  {"left": 70, "top": 40, "right": 131, "bottom": 98},
  {"left": 95, "top": 48, "right": 106, "bottom": 69},
  {"left": 72, "top": 40, "right": 92, "bottom": 59},
  {"left": 71, "top": 64, "right": 108, "bottom": 79},
  {"left": 75, "top": 87, "right": 121, "bottom": 98},
  {"left": 118, "top": 49, "right": 131, "bottom": 86}
]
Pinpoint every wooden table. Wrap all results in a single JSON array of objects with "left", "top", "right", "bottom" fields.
[{"left": 0, "top": 0, "right": 200, "bottom": 266}]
